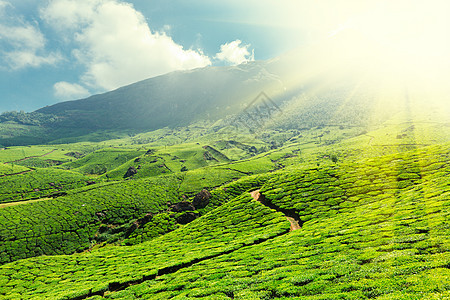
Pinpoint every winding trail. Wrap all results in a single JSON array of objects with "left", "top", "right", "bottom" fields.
[
  {"left": 57, "top": 188, "right": 301, "bottom": 300},
  {"left": 0, "top": 169, "right": 33, "bottom": 177},
  {"left": 4, "top": 149, "right": 57, "bottom": 164},
  {"left": 0, "top": 198, "right": 51, "bottom": 209},
  {"left": 250, "top": 190, "right": 301, "bottom": 231}
]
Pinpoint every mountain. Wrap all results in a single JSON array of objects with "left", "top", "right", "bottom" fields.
[
  {"left": 0, "top": 60, "right": 287, "bottom": 145},
  {"left": 1, "top": 31, "right": 449, "bottom": 146},
  {"left": 32, "top": 31, "right": 389, "bottom": 133},
  {"left": 36, "top": 62, "right": 286, "bottom": 131}
]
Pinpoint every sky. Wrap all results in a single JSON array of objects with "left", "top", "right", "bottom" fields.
[{"left": 0, "top": 0, "right": 449, "bottom": 113}]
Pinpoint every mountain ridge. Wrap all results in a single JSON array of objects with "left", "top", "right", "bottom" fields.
[{"left": 35, "top": 61, "right": 286, "bottom": 130}]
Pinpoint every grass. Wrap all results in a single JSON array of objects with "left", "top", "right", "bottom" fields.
[{"left": 0, "top": 107, "right": 449, "bottom": 299}]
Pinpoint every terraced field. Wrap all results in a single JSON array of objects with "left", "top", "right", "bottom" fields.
[
  {"left": 0, "top": 139, "right": 449, "bottom": 299},
  {"left": 0, "top": 194, "right": 289, "bottom": 299}
]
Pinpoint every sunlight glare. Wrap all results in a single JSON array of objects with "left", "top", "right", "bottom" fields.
[{"left": 326, "top": 0, "right": 450, "bottom": 86}]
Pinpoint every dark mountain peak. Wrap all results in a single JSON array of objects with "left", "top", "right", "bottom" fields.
[{"left": 35, "top": 60, "right": 284, "bottom": 131}]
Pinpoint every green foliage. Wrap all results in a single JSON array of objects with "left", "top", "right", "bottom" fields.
[
  {"left": 0, "top": 146, "right": 59, "bottom": 163},
  {"left": 122, "top": 213, "right": 178, "bottom": 246},
  {"left": 62, "top": 148, "right": 145, "bottom": 175},
  {"left": 1, "top": 142, "right": 447, "bottom": 299},
  {"left": 198, "top": 172, "right": 273, "bottom": 214},
  {"left": 102, "top": 155, "right": 169, "bottom": 180},
  {"left": 0, "top": 111, "right": 59, "bottom": 126},
  {"left": 0, "top": 176, "right": 180, "bottom": 264},
  {"left": 94, "top": 144, "right": 450, "bottom": 299},
  {"left": 101, "top": 143, "right": 236, "bottom": 181},
  {"left": 0, "top": 96, "right": 450, "bottom": 300},
  {"left": 0, "top": 163, "right": 30, "bottom": 176},
  {"left": 0, "top": 193, "right": 289, "bottom": 299},
  {"left": 0, "top": 168, "right": 89, "bottom": 203}
]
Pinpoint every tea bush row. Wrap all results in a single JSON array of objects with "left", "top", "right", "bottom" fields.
[
  {"left": 0, "top": 193, "right": 290, "bottom": 299},
  {"left": 0, "top": 168, "right": 90, "bottom": 204},
  {"left": 105, "top": 145, "right": 450, "bottom": 299},
  {"left": 0, "top": 176, "right": 180, "bottom": 264}
]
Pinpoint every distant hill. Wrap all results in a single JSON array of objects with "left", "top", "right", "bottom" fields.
[
  {"left": 36, "top": 62, "right": 288, "bottom": 130},
  {"left": 2, "top": 32, "right": 448, "bottom": 146}
]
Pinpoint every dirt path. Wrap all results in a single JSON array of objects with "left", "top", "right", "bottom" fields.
[
  {"left": 250, "top": 190, "right": 260, "bottom": 201},
  {"left": 285, "top": 216, "right": 301, "bottom": 231},
  {"left": 250, "top": 190, "right": 301, "bottom": 231},
  {"left": 0, "top": 198, "right": 51, "bottom": 209},
  {"left": 62, "top": 190, "right": 300, "bottom": 300},
  {"left": 4, "top": 149, "right": 57, "bottom": 164},
  {"left": 0, "top": 169, "right": 33, "bottom": 177}
]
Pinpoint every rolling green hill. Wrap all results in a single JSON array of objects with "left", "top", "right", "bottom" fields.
[{"left": 1, "top": 140, "right": 449, "bottom": 299}]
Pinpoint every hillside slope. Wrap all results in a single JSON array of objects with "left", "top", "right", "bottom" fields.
[
  {"left": 1, "top": 143, "right": 449, "bottom": 299},
  {"left": 5, "top": 33, "right": 444, "bottom": 146},
  {"left": 36, "top": 62, "right": 284, "bottom": 131}
]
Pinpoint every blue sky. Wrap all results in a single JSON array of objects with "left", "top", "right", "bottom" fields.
[
  {"left": 0, "top": 0, "right": 303, "bottom": 112},
  {"left": 1, "top": 0, "right": 449, "bottom": 113}
]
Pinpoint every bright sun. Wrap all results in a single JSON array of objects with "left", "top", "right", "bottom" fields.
[
  {"left": 268, "top": 0, "right": 450, "bottom": 91},
  {"left": 306, "top": 0, "right": 450, "bottom": 94},
  {"left": 333, "top": 0, "right": 450, "bottom": 75},
  {"left": 268, "top": 0, "right": 450, "bottom": 124}
]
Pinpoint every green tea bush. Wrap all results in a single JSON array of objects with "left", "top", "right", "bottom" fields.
[
  {"left": 0, "top": 193, "right": 289, "bottom": 299},
  {"left": 0, "top": 176, "right": 180, "bottom": 264},
  {"left": 97, "top": 144, "right": 450, "bottom": 299},
  {"left": 62, "top": 148, "right": 145, "bottom": 175},
  {"left": 0, "top": 168, "right": 90, "bottom": 203}
]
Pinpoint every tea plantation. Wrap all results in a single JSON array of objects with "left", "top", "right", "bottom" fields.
[
  {"left": 124, "top": 147, "right": 449, "bottom": 299},
  {"left": 0, "top": 168, "right": 90, "bottom": 203},
  {"left": 0, "top": 139, "right": 449, "bottom": 299},
  {"left": 0, "top": 109, "right": 449, "bottom": 300},
  {"left": 0, "top": 144, "right": 279, "bottom": 265},
  {"left": 0, "top": 176, "right": 179, "bottom": 264},
  {"left": 0, "top": 193, "right": 290, "bottom": 299}
]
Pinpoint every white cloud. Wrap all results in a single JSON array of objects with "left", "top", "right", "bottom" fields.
[
  {"left": 215, "top": 40, "right": 254, "bottom": 65},
  {"left": 0, "top": 1, "right": 61, "bottom": 70},
  {"left": 53, "top": 81, "right": 90, "bottom": 100},
  {"left": 0, "top": 1, "right": 9, "bottom": 11},
  {"left": 41, "top": 0, "right": 211, "bottom": 91}
]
